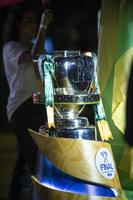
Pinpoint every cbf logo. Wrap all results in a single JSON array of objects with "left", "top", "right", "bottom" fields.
[{"left": 95, "top": 148, "right": 115, "bottom": 179}]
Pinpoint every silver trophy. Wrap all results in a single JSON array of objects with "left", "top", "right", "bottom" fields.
[
  {"left": 34, "top": 50, "right": 100, "bottom": 140},
  {"left": 30, "top": 50, "right": 121, "bottom": 199}
]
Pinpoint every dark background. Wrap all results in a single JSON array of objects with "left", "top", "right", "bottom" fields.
[{"left": 0, "top": 0, "right": 101, "bottom": 132}]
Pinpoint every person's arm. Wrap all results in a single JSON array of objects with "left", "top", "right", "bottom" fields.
[
  {"left": 31, "top": 9, "right": 53, "bottom": 58},
  {"left": 19, "top": 9, "right": 53, "bottom": 63},
  {"left": 19, "top": 10, "right": 53, "bottom": 93}
]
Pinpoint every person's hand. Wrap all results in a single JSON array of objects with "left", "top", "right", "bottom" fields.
[{"left": 40, "top": 9, "right": 53, "bottom": 29}]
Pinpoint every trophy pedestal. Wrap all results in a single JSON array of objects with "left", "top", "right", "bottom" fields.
[{"left": 29, "top": 129, "right": 122, "bottom": 200}]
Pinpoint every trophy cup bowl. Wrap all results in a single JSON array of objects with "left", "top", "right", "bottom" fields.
[
  {"left": 53, "top": 50, "right": 97, "bottom": 118},
  {"left": 35, "top": 50, "right": 99, "bottom": 140}
]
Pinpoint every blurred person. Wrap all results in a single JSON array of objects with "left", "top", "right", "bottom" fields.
[{"left": 2, "top": 2, "right": 53, "bottom": 200}]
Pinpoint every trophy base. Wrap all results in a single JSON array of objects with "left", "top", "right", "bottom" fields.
[
  {"left": 51, "top": 117, "right": 97, "bottom": 140},
  {"left": 28, "top": 129, "right": 122, "bottom": 199},
  {"left": 51, "top": 126, "right": 96, "bottom": 140},
  {"left": 32, "top": 176, "right": 122, "bottom": 200}
]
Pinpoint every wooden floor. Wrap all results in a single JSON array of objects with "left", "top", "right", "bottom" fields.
[{"left": 0, "top": 132, "right": 17, "bottom": 200}]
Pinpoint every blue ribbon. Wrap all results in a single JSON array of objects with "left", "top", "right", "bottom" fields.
[{"left": 35, "top": 152, "right": 119, "bottom": 197}]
